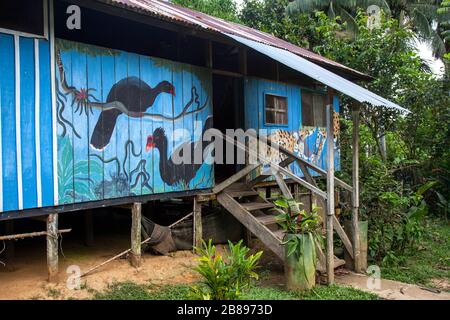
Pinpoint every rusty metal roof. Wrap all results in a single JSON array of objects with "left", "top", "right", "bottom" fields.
[{"left": 100, "top": 0, "right": 370, "bottom": 80}]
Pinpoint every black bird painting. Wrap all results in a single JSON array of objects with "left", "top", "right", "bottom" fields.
[
  {"left": 145, "top": 116, "right": 214, "bottom": 187},
  {"left": 90, "top": 76, "right": 176, "bottom": 150}
]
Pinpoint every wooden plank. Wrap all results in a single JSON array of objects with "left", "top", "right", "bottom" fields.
[
  {"left": 241, "top": 202, "right": 274, "bottom": 211},
  {"left": 71, "top": 47, "right": 89, "bottom": 203},
  {"left": 38, "top": 39, "right": 55, "bottom": 208},
  {"left": 86, "top": 45, "right": 104, "bottom": 201},
  {"left": 326, "top": 99, "right": 335, "bottom": 284},
  {"left": 47, "top": 213, "right": 59, "bottom": 282},
  {"left": 0, "top": 33, "right": 19, "bottom": 211},
  {"left": 226, "top": 190, "right": 259, "bottom": 198},
  {"left": 256, "top": 214, "right": 281, "bottom": 226},
  {"left": 19, "top": 37, "right": 38, "bottom": 209},
  {"left": 333, "top": 215, "right": 353, "bottom": 259},
  {"left": 193, "top": 196, "right": 202, "bottom": 248},
  {"left": 130, "top": 202, "right": 141, "bottom": 268},
  {"left": 217, "top": 193, "right": 284, "bottom": 260},
  {"left": 352, "top": 104, "right": 362, "bottom": 272},
  {"left": 212, "top": 163, "right": 260, "bottom": 194},
  {"left": 0, "top": 188, "right": 212, "bottom": 221}
]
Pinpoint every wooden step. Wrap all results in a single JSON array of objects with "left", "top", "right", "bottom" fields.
[
  {"left": 226, "top": 190, "right": 259, "bottom": 198},
  {"left": 241, "top": 202, "right": 274, "bottom": 211},
  {"left": 256, "top": 214, "right": 281, "bottom": 225}
]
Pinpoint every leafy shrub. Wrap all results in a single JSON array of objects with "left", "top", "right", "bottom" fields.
[
  {"left": 272, "top": 197, "right": 323, "bottom": 257},
  {"left": 190, "top": 239, "right": 262, "bottom": 300}
]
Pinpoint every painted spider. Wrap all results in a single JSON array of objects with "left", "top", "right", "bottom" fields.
[{"left": 72, "top": 87, "right": 99, "bottom": 116}]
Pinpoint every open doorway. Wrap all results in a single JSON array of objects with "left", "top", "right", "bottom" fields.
[{"left": 212, "top": 74, "right": 244, "bottom": 182}]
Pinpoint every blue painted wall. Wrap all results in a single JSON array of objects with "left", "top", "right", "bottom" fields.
[
  {"left": 0, "top": 32, "right": 54, "bottom": 212},
  {"left": 55, "top": 39, "right": 214, "bottom": 205},
  {"left": 244, "top": 77, "right": 340, "bottom": 178}
]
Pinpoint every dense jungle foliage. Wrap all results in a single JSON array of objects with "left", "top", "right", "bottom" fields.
[{"left": 174, "top": 0, "right": 450, "bottom": 267}]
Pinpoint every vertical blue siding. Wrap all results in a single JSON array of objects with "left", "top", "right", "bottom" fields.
[
  {"left": 0, "top": 32, "right": 54, "bottom": 213},
  {"left": 19, "top": 37, "right": 37, "bottom": 209},
  {"left": 0, "top": 33, "right": 19, "bottom": 212},
  {"left": 244, "top": 76, "right": 341, "bottom": 178},
  {"left": 39, "top": 39, "right": 54, "bottom": 207}
]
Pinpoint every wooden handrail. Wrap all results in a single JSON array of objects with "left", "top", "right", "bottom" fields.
[
  {"left": 254, "top": 133, "right": 353, "bottom": 192},
  {"left": 218, "top": 131, "right": 328, "bottom": 200}
]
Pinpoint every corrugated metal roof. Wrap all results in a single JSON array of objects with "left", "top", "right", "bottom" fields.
[
  {"left": 100, "top": 0, "right": 370, "bottom": 80},
  {"left": 229, "top": 34, "right": 408, "bottom": 112}
]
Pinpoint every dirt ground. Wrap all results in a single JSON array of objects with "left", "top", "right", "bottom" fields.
[{"left": 0, "top": 232, "right": 203, "bottom": 300}]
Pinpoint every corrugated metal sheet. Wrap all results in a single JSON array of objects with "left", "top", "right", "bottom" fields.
[
  {"left": 100, "top": 0, "right": 369, "bottom": 80},
  {"left": 98, "top": 0, "right": 406, "bottom": 111},
  {"left": 229, "top": 34, "right": 408, "bottom": 112}
]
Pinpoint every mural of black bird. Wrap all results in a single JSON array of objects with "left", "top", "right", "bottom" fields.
[
  {"left": 90, "top": 77, "right": 176, "bottom": 150},
  {"left": 145, "top": 116, "right": 214, "bottom": 187}
]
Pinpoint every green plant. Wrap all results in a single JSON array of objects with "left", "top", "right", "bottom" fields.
[
  {"left": 190, "top": 239, "right": 263, "bottom": 300},
  {"left": 273, "top": 197, "right": 323, "bottom": 257}
]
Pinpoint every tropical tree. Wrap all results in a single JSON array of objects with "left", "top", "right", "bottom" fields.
[
  {"left": 286, "top": 0, "right": 446, "bottom": 57},
  {"left": 172, "top": 0, "right": 240, "bottom": 22},
  {"left": 286, "top": 0, "right": 391, "bottom": 36}
]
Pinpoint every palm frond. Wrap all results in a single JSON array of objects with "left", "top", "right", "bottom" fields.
[
  {"left": 411, "top": 8, "right": 433, "bottom": 38},
  {"left": 430, "top": 30, "right": 447, "bottom": 58},
  {"left": 408, "top": 3, "right": 439, "bottom": 21},
  {"left": 286, "top": 0, "right": 331, "bottom": 14},
  {"left": 337, "top": 5, "right": 360, "bottom": 38}
]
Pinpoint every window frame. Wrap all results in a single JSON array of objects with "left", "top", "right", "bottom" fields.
[
  {"left": 263, "top": 92, "right": 289, "bottom": 127},
  {"left": 300, "top": 89, "right": 328, "bottom": 128},
  {"left": 0, "top": 0, "right": 49, "bottom": 39}
]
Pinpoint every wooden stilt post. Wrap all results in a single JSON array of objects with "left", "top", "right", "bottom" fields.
[
  {"left": 47, "top": 213, "right": 59, "bottom": 282},
  {"left": 84, "top": 210, "right": 94, "bottom": 247},
  {"left": 352, "top": 105, "right": 362, "bottom": 272},
  {"left": 326, "top": 91, "right": 335, "bottom": 284},
  {"left": 130, "top": 203, "right": 142, "bottom": 268},
  {"left": 193, "top": 196, "right": 203, "bottom": 249}
]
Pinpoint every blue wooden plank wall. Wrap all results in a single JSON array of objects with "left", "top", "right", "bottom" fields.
[
  {"left": 55, "top": 39, "right": 214, "bottom": 206},
  {"left": 0, "top": 32, "right": 54, "bottom": 213},
  {"left": 244, "top": 77, "right": 340, "bottom": 178}
]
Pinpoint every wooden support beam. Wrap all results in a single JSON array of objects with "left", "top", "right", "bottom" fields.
[
  {"left": 130, "top": 203, "right": 142, "bottom": 268},
  {"left": 84, "top": 210, "right": 94, "bottom": 247},
  {"left": 333, "top": 215, "right": 353, "bottom": 259},
  {"left": 273, "top": 172, "right": 300, "bottom": 214},
  {"left": 47, "top": 213, "right": 59, "bottom": 282},
  {"left": 325, "top": 94, "right": 335, "bottom": 285},
  {"left": 239, "top": 47, "right": 247, "bottom": 75},
  {"left": 352, "top": 104, "right": 362, "bottom": 272},
  {"left": 193, "top": 197, "right": 203, "bottom": 249}
]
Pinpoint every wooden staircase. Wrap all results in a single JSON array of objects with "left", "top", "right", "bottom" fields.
[
  {"left": 216, "top": 182, "right": 285, "bottom": 260},
  {"left": 216, "top": 182, "right": 346, "bottom": 272},
  {"left": 211, "top": 132, "right": 350, "bottom": 274}
]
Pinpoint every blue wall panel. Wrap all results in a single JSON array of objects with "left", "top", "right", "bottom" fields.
[
  {"left": 0, "top": 34, "right": 19, "bottom": 212},
  {"left": 39, "top": 40, "right": 54, "bottom": 208},
  {"left": 19, "top": 37, "right": 37, "bottom": 209}
]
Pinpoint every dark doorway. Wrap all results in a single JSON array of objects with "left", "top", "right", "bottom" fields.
[{"left": 212, "top": 74, "right": 244, "bottom": 182}]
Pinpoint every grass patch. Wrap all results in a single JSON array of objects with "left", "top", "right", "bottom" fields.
[
  {"left": 93, "top": 282, "right": 378, "bottom": 300},
  {"left": 381, "top": 218, "right": 450, "bottom": 289}
]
